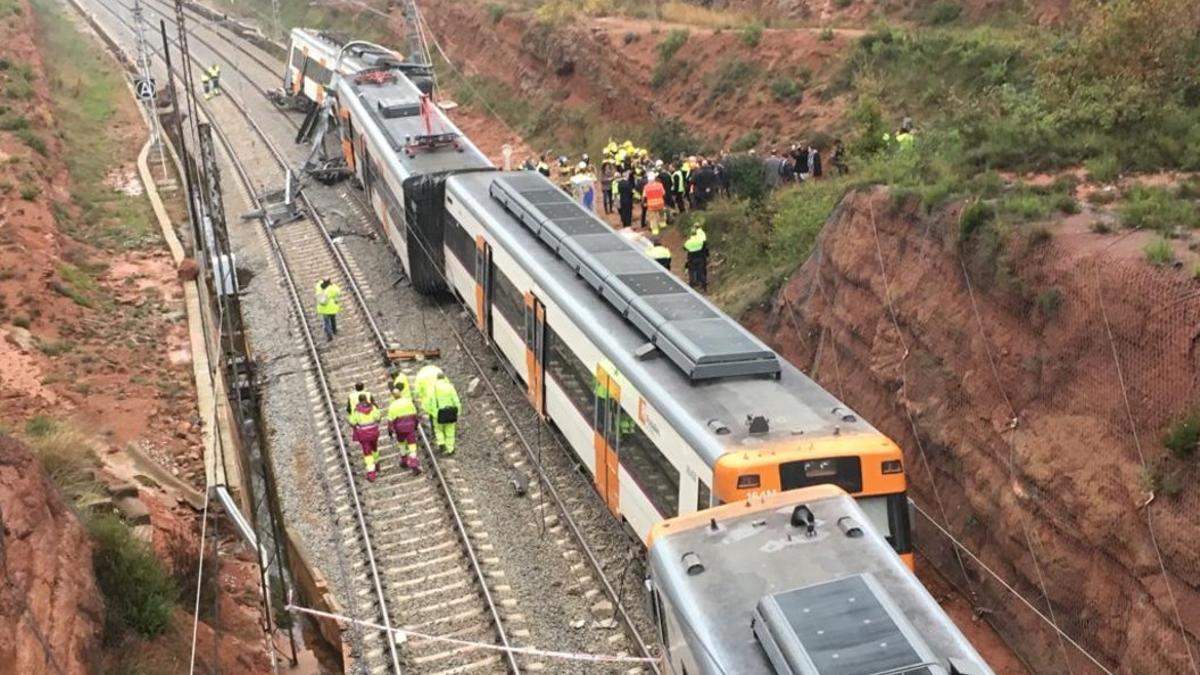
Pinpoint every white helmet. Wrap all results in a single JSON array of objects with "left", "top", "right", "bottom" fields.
[{"left": 577, "top": 161, "right": 587, "bottom": 171}]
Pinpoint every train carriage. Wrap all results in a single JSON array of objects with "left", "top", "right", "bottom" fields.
[
  {"left": 646, "top": 486, "right": 992, "bottom": 675},
  {"left": 285, "top": 28, "right": 915, "bottom": 564},
  {"left": 442, "top": 171, "right": 914, "bottom": 563},
  {"left": 330, "top": 51, "right": 493, "bottom": 294},
  {"left": 285, "top": 28, "right": 410, "bottom": 105}
]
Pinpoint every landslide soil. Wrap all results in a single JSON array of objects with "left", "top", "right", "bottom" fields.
[
  {"left": 409, "top": 0, "right": 855, "bottom": 151},
  {"left": 0, "top": 0, "right": 269, "bottom": 671},
  {"left": 747, "top": 188, "right": 1200, "bottom": 673}
]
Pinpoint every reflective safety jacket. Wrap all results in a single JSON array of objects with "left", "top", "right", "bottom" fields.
[
  {"left": 647, "top": 245, "right": 672, "bottom": 262},
  {"left": 391, "top": 372, "right": 411, "bottom": 395},
  {"left": 347, "top": 390, "right": 375, "bottom": 415},
  {"left": 414, "top": 364, "right": 444, "bottom": 402},
  {"left": 316, "top": 282, "right": 341, "bottom": 315},
  {"left": 896, "top": 132, "right": 915, "bottom": 151},
  {"left": 425, "top": 379, "right": 461, "bottom": 417},
  {"left": 537, "top": 162, "right": 550, "bottom": 177},
  {"left": 208, "top": 65, "right": 221, "bottom": 81},
  {"left": 671, "top": 170, "right": 686, "bottom": 194},
  {"left": 683, "top": 227, "right": 707, "bottom": 253},
  {"left": 386, "top": 396, "right": 419, "bottom": 434},
  {"left": 643, "top": 180, "right": 665, "bottom": 211},
  {"left": 349, "top": 403, "right": 381, "bottom": 442}
]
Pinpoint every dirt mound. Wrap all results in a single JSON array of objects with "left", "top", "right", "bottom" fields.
[
  {"left": 413, "top": 0, "right": 853, "bottom": 151},
  {"left": 0, "top": 435, "right": 105, "bottom": 675},
  {"left": 747, "top": 188, "right": 1200, "bottom": 673}
]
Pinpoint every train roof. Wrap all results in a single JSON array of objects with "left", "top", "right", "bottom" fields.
[
  {"left": 289, "top": 27, "right": 404, "bottom": 72},
  {"left": 647, "top": 487, "right": 993, "bottom": 675},
  {"left": 335, "top": 67, "right": 492, "bottom": 178},
  {"left": 446, "top": 171, "right": 887, "bottom": 467}
]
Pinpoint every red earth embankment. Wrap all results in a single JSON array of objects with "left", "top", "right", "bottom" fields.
[{"left": 748, "top": 188, "right": 1200, "bottom": 673}]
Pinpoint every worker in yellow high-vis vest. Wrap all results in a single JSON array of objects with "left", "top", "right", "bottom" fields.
[
  {"left": 316, "top": 277, "right": 340, "bottom": 341},
  {"left": 423, "top": 373, "right": 461, "bottom": 455}
]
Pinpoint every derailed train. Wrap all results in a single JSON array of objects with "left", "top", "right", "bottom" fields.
[
  {"left": 286, "top": 27, "right": 916, "bottom": 563},
  {"left": 283, "top": 27, "right": 996, "bottom": 674},
  {"left": 646, "top": 486, "right": 993, "bottom": 674}
]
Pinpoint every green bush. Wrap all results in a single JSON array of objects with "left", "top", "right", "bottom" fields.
[
  {"left": 707, "top": 59, "right": 758, "bottom": 101},
  {"left": 724, "top": 153, "right": 769, "bottom": 202},
  {"left": 834, "top": 0, "right": 852, "bottom": 7},
  {"left": 1035, "top": 287, "right": 1062, "bottom": 317},
  {"left": 1143, "top": 235, "right": 1174, "bottom": 266},
  {"left": 0, "top": 113, "right": 28, "bottom": 130},
  {"left": 658, "top": 28, "right": 689, "bottom": 61},
  {"left": 91, "top": 514, "right": 177, "bottom": 639},
  {"left": 769, "top": 76, "right": 803, "bottom": 103},
  {"left": 819, "top": 27, "right": 835, "bottom": 41},
  {"left": 25, "top": 415, "right": 56, "bottom": 437},
  {"left": 921, "top": 1, "right": 962, "bottom": 26},
  {"left": 740, "top": 22, "right": 763, "bottom": 48},
  {"left": 1120, "top": 186, "right": 1200, "bottom": 231},
  {"left": 1055, "top": 194, "right": 1081, "bottom": 214},
  {"left": 647, "top": 117, "right": 706, "bottom": 161},
  {"left": 1162, "top": 408, "right": 1200, "bottom": 459},
  {"left": 15, "top": 128, "right": 46, "bottom": 155},
  {"left": 486, "top": 3, "right": 506, "bottom": 24},
  {"left": 19, "top": 184, "right": 40, "bottom": 201},
  {"left": 999, "top": 192, "right": 1053, "bottom": 221},
  {"left": 730, "top": 131, "right": 760, "bottom": 153},
  {"left": 959, "top": 201, "right": 996, "bottom": 241},
  {"left": 1085, "top": 155, "right": 1120, "bottom": 183}
]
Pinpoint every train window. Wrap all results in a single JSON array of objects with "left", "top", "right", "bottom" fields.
[
  {"left": 444, "top": 215, "right": 475, "bottom": 275},
  {"left": 779, "top": 456, "right": 863, "bottom": 494},
  {"left": 697, "top": 479, "right": 711, "bottom": 511},
  {"left": 290, "top": 49, "right": 304, "bottom": 70},
  {"left": 491, "top": 265, "right": 523, "bottom": 330},
  {"left": 544, "top": 325, "right": 593, "bottom": 420},
  {"left": 619, "top": 414, "right": 680, "bottom": 517}
]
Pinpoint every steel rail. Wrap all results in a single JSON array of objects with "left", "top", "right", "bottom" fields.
[
  {"left": 99, "top": 3, "right": 524, "bottom": 670},
  {"left": 436, "top": 306, "right": 664, "bottom": 674},
  {"left": 80, "top": 3, "right": 404, "bottom": 671},
  {"left": 100, "top": 1, "right": 651, "bottom": 670}
]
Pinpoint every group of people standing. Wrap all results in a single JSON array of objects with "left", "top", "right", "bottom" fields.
[{"left": 343, "top": 365, "right": 462, "bottom": 482}]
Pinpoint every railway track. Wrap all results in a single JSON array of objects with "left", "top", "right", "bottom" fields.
[{"left": 80, "top": 1, "right": 660, "bottom": 672}]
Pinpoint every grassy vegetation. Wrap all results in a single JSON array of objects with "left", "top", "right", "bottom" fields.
[
  {"left": 486, "top": 2, "right": 507, "bottom": 24},
  {"left": 659, "top": 0, "right": 752, "bottom": 29},
  {"left": 730, "top": 131, "right": 760, "bottom": 153},
  {"left": 92, "top": 514, "right": 178, "bottom": 639},
  {"left": 769, "top": 76, "right": 803, "bottom": 104},
  {"left": 1119, "top": 186, "right": 1200, "bottom": 232},
  {"left": 1163, "top": 408, "right": 1200, "bottom": 459},
  {"left": 706, "top": 58, "right": 758, "bottom": 102},
  {"left": 32, "top": 0, "right": 158, "bottom": 251},
  {"left": 836, "top": 2, "right": 1200, "bottom": 174},
  {"left": 651, "top": 28, "right": 691, "bottom": 89},
  {"left": 1143, "top": 236, "right": 1174, "bottom": 267},
  {"left": 739, "top": 22, "right": 763, "bottom": 48}
]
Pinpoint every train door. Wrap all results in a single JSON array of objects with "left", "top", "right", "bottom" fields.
[
  {"left": 474, "top": 237, "right": 492, "bottom": 342},
  {"left": 593, "top": 364, "right": 621, "bottom": 516},
  {"left": 523, "top": 293, "right": 545, "bottom": 416}
]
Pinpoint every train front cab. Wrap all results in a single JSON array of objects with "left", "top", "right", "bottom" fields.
[{"left": 712, "top": 435, "right": 914, "bottom": 567}]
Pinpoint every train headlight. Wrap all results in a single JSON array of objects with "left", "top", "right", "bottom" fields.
[
  {"left": 736, "top": 474, "right": 761, "bottom": 489},
  {"left": 882, "top": 459, "right": 904, "bottom": 474}
]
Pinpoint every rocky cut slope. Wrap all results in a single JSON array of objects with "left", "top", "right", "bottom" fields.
[
  {"left": 748, "top": 188, "right": 1200, "bottom": 673},
  {"left": 0, "top": 435, "right": 105, "bottom": 675}
]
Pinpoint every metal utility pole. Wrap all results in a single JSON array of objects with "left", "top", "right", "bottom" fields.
[
  {"left": 132, "top": 0, "right": 169, "bottom": 182},
  {"left": 398, "top": 0, "right": 431, "bottom": 66}
]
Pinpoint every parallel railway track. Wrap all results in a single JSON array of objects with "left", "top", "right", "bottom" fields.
[{"left": 82, "top": 0, "right": 659, "bottom": 672}]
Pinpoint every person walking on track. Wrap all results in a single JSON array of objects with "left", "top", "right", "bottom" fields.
[
  {"left": 386, "top": 387, "right": 421, "bottom": 474},
  {"left": 316, "top": 277, "right": 341, "bottom": 341},
  {"left": 413, "top": 362, "right": 444, "bottom": 403},
  {"left": 424, "top": 373, "right": 461, "bottom": 455},
  {"left": 349, "top": 394, "right": 383, "bottom": 482},
  {"left": 345, "top": 382, "right": 374, "bottom": 420}
]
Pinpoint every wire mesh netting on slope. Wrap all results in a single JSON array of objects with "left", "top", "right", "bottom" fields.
[{"left": 762, "top": 188, "right": 1200, "bottom": 675}]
